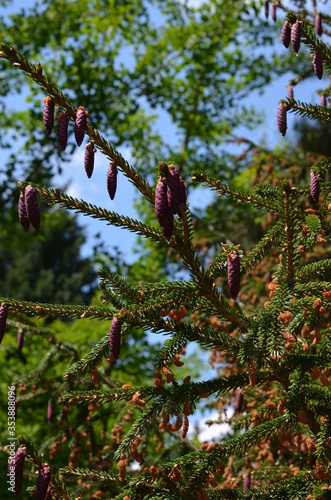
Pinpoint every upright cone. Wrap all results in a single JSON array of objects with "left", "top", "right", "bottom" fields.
[{"left": 43, "top": 96, "right": 54, "bottom": 136}]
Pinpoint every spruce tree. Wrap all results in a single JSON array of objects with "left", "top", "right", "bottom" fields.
[{"left": 2, "top": 1, "right": 331, "bottom": 499}]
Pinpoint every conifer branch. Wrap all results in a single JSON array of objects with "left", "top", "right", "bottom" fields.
[
  {"left": 242, "top": 221, "right": 283, "bottom": 274},
  {"left": 295, "top": 259, "right": 331, "bottom": 279},
  {"left": 59, "top": 467, "right": 119, "bottom": 482},
  {"left": 286, "top": 98, "right": 331, "bottom": 124}
]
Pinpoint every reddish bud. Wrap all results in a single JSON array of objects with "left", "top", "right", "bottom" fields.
[
  {"left": 18, "top": 192, "right": 30, "bottom": 232},
  {"left": 313, "top": 51, "right": 323, "bottom": 80},
  {"left": 310, "top": 172, "right": 320, "bottom": 204},
  {"left": 36, "top": 464, "right": 50, "bottom": 500},
  {"left": 227, "top": 252, "right": 240, "bottom": 300},
  {"left": 0, "top": 303, "right": 8, "bottom": 344},
  {"left": 43, "top": 96, "right": 54, "bottom": 136},
  {"left": 84, "top": 142, "right": 95, "bottom": 178},
  {"left": 109, "top": 317, "right": 121, "bottom": 360},
  {"left": 57, "top": 112, "right": 69, "bottom": 151},
  {"left": 281, "top": 21, "right": 291, "bottom": 48},
  {"left": 277, "top": 102, "right": 287, "bottom": 137},
  {"left": 107, "top": 162, "right": 118, "bottom": 200},
  {"left": 24, "top": 185, "right": 40, "bottom": 231},
  {"left": 74, "top": 106, "right": 87, "bottom": 146},
  {"left": 291, "top": 21, "right": 300, "bottom": 55}
]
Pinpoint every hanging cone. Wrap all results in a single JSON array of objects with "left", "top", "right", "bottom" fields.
[
  {"left": 313, "top": 51, "right": 323, "bottom": 80},
  {"left": 109, "top": 317, "right": 121, "bottom": 360},
  {"left": 310, "top": 172, "right": 320, "bottom": 204},
  {"left": 265, "top": 1, "right": 269, "bottom": 19},
  {"left": 24, "top": 185, "right": 40, "bottom": 231},
  {"left": 57, "top": 112, "right": 69, "bottom": 151},
  {"left": 281, "top": 20, "right": 291, "bottom": 48},
  {"left": 10, "top": 446, "right": 26, "bottom": 497},
  {"left": 287, "top": 85, "right": 293, "bottom": 100},
  {"left": 18, "top": 191, "right": 30, "bottom": 232},
  {"left": 315, "top": 13, "right": 322, "bottom": 36},
  {"left": 227, "top": 252, "right": 240, "bottom": 300},
  {"left": 35, "top": 464, "right": 51, "bottom": 500},
  {"left": 107, "top": 162, "right": 118, "bottom": 200},
  {"left": 43, "top": 96, "right": 54, "bottom": 136},
  {"left": 271, "top": 4, "right": 276, "bottom": 22},
  {"left": 166, "top": 165, "right": 186, "bottom": 218},
  {"left": 235, "top": 389, "right": 243, "bottom": 413},
  {"left": 84, "top": 142, "right": 95, "bottom": 178},
  {"left": 277, "top": 102, "right": 287, "bottom": 137},
  {"left": 291, "top": 21, "right": 300, "bottom": 55},
  {"left": 243, "top": 473, "right": 251, "bottom": 491},
  {"left": 0, "top": 303, "right": 8, "bottom": 344},
  {"left": 74, "top": 106, "right": 87, "bottom": 146},
  {"left": 320, "top": 95, "right": 327, "bottom": 107}
]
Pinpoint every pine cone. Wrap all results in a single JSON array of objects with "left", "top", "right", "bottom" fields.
[
  {"left": 43, "top": 96, "right": 54, "bottom": 136},
  {"left": 281, "top": 20, "right": 290, "bottom": 48},
  {"left": 243, "top": 473, "right": 251, "bottom": 491},
  {"left": 315, "top": 13, "right": 322, "bottom": 36},
  {"left": 18, "top": 191, "right": 30, "bottom": 232},
  {"left": 166, "top": 165, "right": 186, "bottom": 218},
  {"left": 277, "top": 102, "right": 287, "bottom": 137},
  {"left": 265, "top": 1, "right": 269, "bottom": 19},
  {"left": 320, "top": 95, "right": 327, "bottom": 107},
  {"left": 24, "top": 185, "right": 40, "bottom": 231},
  {"left": 271, "top": 4, "right": 276, "bottom": 22},
  {"left": 35, "top": 464, "right": 51, "bottom": 500},
  {"left": 235, "top": 389, "right": 243, "bottom": 413},
  {"left": 227, "top": 252, "right": 240, "bottom": 300},
  {"left": 17, "top": 329, "right": 24, "bottom": 353},
  {"left": 74, "top": 106, "right": 87, "bottom": 146},
  {"left": 291, "top": 21, "right": 300, "bottom": 55},
  {"left": 109, "top": 317, "right": 121, "bottom": 360},
  {"left": 11, "top": 446, "right": 26, "bottom": 497},
  {"left": 310, "top": 172, "right": 320, "bottom": 204},
  {"left": 107, "top": 162, "right": 118, "bottom": 200},
  {"left": 47, "top": 400, "right": 54, "bottom": 423},
  {"left": 155, "top": 178, "right": 171, "bottom": 226},
  {"left": 0, "top": 303, "right": 8, "bottom": 344},
  {"left": 57, "top": 112, "right": 69, "bottom": 151},
  {"left": 313, "top": 51, "right": 323, "bottom": 80},
  {"left": 84, "top": 142, "right": 95, "bottom": 178},
  {"left": 287, "top": 85, "right": 293, "bottom": 100}
]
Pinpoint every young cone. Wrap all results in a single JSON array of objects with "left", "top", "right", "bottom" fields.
[
  {"left": 281, "top": 20, "right": 290, "bottom": 48},
  {"left": 35, "top": 464, "right": 51, "bottom": 500},
  {"left": 155, "top": 177, "right": 171, "bottom": 226},
  {"left": 74, "top": 106, "right": 87, "bottom": 146},
  {"left": 17, "top": 329, "right": 24, "bottom": 353},
  {"left": 24, "top": 185, "right": 40, "bottom": 231},
  {"left": 315, "top": 13, "right": 322, "bottom": 36},
  {"left": 313, "top": 51, "right": 323, "bottom": 80},
  {"left": 166, "top": 165, "right": 186, "bottom": 218},
  {"left": 109, "top": 317, "right": 121, "bottom": 360},
  {"left": 227, "top": 252, "right": 240, "bottom": 300},
  {"left": 310, "top": 172, "right": 320, "bottom": 204},
  {"left": 291, "top": 21, "right": 300, "bottom": 55},
  {"left": 57, "top": 112, "right": 69, "bottom": 151},
  {"left": 0, "top": 302, "right": 8, "bottom": 344},
  {"left": 84, "top": 142, "right": 95, "bottom": 178},
  {"left": 277, "top": 102, "right": 287, "bottom": 137},
  {"left": 18, "top": 191, "right": 30, "bottom": 232},
  {"left": 43, "top": 96, "right": 54, "bottom": 136},
  {"left": 320, "top": 95, "right": 327, "bottom": 107},
  {"left": 107, "top": 162, "right": 118, "bottom": 200},
  {"left": 287, "top": 85, "right": 293, "bottom": 100},
  {"left": 11, "top": 446, "right": 26, "bottom": 497},
  {"left": 243, "top": 473, "right": 251, "bottom": 491},
  {"left": 235, "top": 389, "right": 243, "bottom": 413}
]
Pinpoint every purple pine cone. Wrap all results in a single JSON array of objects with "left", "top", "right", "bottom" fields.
[
  {"left": 17, "top": 329, "right": 24, "bottom": 353},
  {"left": 57, "top": 112, "right": 69, "bottom": 151},
  {"left": 243, "top": 473, "right": 251, "bottom": 491},
  {"left": 0, "top": 303, "right": 8, "bottom": 344},
  {"left": 310, "top": 172, "right": 320, "bottom": 204},
  {"left": 265, "top": 1, "right": 269, "bottom": 19},
  {"left": 228, "top": 252, "right": 240, "bottom": 300},
  {"left": 109, "top": 317, "right": 121, "bottom": 360},
  {"left": 161, "top": 213, "right": 174, "bottom": 243},
  {"left": 313, "top": 51, "right": 323, "bottom": 80},
  {"left": 35, "top": 464, "right": 51, "bottom": 500},
  {"left": 47, "top": 400, "right": 54, "bottom": 424},
  {"left": 277, "top": 103, "right": 287, "bottom": 137},
  {"left": 44, "top": 486, "right": 52, "bottom": 500},
  {"left": 107, "top": 162, "right": 118, "bottom": 200},
  {"left": 235, "top": 389, "right": 243, "bottom": 413},
  {"left": 24, "top": 185, "right": 40, "bottom": 232},
  {"left": 10, "top": 446, "right": 26, "bottom": 497},
  {"left": 43, "top": 97, "right": 54, "bottom": 136},
  {"left": 18, "top": 192, "right": 30, "bottom": 232},
  {"left": 166, "top": 165, "right": 187, "bottom": 218},
  {"left": 155, "top": 178, "right": 170, "bottom": 226},
  {"left": 291, "top": 21, "right": 300, "bottom": 55},
  {"left": 281, "top": 21, "right": 291, "bottom": 48},
  {"left": 271, "top": 4, "right": 276, "bottom": 22},
  {"left": 315, "top": 13, "right": 322, "bottom": 37},
  {"left": 320, "top": 95, "right": 327, "bottom": 107},
  {"left": 84, "top": 142, "right": 95, "bottom": 178},
  {"left": 74, "top": 106, "right": 87, "bottom": 146},
  {"left": 287, "top": 85, "right": 293, "bottom": 100}
]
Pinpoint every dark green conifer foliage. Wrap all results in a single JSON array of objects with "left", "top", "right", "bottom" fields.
[{"left": 2, "top": 1, "right": 331, "bottom": 499}]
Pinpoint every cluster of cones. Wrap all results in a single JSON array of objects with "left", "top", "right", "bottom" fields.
[{"left": 10, "top": 446, "right": 51, "bottom": 499}]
